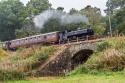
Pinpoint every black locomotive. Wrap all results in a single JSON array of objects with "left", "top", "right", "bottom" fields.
[{"left": 59, "top": 28, "right": 94, "bottom": 43}]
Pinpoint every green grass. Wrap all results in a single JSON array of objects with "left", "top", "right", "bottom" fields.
[{"left": 5, "top": 73, "right": 125, "bottom": 83}]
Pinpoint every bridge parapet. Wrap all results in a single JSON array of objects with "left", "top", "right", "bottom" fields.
[{"left": 68, "top": 43, "right": 97, "bottom": 57}]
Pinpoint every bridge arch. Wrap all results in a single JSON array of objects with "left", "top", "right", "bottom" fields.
[{"left": 71, "top": 49, "right": 94, "bottom": 69}]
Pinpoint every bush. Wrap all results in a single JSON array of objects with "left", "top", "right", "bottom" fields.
[{"left": 97, "top": 41, "right": 111, "bottom": 51}]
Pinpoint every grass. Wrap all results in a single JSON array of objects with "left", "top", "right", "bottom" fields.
[
  {"left": 5, "top": 72, "right": 125, "bottom": 83},
  {"left": 0, "top": 48, "right": 9, "bottom": 58},
  {"left": 0, "top": 46, "right": 57, "bottom": 81},
  {"left": 80, "top": 37, "right": 125, "bottom": 71}
]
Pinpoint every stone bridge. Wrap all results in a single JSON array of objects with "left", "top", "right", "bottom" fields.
[{"left": 33, "top": 39, "right": 104, "bottom": 76}]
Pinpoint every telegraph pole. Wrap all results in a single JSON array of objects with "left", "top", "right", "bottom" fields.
[{"left": 108, "top": 0, "right": 112, "bottom": 37}]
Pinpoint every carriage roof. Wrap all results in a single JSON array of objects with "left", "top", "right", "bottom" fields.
[{"left": 10, "top": 31, "right": 59, "bottom": 42}]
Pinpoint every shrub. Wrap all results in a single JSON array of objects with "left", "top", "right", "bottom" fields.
[{"left": 97, "top": 41, "right": 111, "bottom": 51}]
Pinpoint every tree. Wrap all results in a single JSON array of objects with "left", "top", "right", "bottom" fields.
[
  {"left": 57, "top": 7, "right": 64, "bottom": 11},
  {"left": 113, "top": 8, "right": 125, "bottom": 34},
  {"left": 106, "top": 0, "right": 125, "bottom": 11},
  {"left": 15, "top": 29, "right": 38, "bottom": 38},
  {"left": 26, "top": 0, "right": 51, "bottom": 15},
  {"left": 105, "top": 0, "right": 125, "bottom": 34},
  {"left": 80, "top": 6, "right": 106, "bottom": 35},
  {"left": 80, "top": 6, "right": 102, "bottom": 26},
  {"left": 41, "top": 18, "right": 62, "bottom": 33},
  {"left": 69, "top": 8, "right": 78, "bottom": 15},
  {"left": 0, "top": 0, "right": 25, "bottom": 41},
  {"left": 15, "top": 0, "right": 52, "bottom": 38}
]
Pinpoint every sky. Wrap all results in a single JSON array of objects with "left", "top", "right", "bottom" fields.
[
  {"left": 7, "top": 0, "right": 108, "bottom": 15},
  {"left": 49, "top": 0, "right": 108, "bottom": 15}
]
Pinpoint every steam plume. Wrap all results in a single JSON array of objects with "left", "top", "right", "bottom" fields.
[{"left": 33, "top": 10, "right": 89, "bottom": 28}]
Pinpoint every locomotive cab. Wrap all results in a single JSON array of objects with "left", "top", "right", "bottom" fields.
[{"left": 87, "top": 28, "right": 94, "bottom": 35}]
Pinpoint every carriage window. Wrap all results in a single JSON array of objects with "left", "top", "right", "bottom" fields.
[
  {"left": 29, "top": 38, "right": 31, "bottom": 42},
  {"left": 44, "top": 35, "right": 47, "bottom": 39},
  {"left": 15, "top": 41, "right": 18, "bottom": 45},
  {"left": 22, "top": 40, "right": 25, "bottom": 43},
  {"left": 26, "top": 39, "right": 28, "bottom": 42}
]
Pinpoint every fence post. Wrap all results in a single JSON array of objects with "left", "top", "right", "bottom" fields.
[
  {"left": 68, "top": 38, "right": 70, "bottom": 44},
  {"left": 86, "top": 35, "right": 88, "bottom": 41},
  {"left": 77, "top": 37, "right": 79, "bottom": 42}
]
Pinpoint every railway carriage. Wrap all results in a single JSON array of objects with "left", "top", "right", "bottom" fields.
[{"left": 5, "top": 31, "right": 59, "bottom": 49}]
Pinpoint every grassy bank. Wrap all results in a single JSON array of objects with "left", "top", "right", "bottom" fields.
[
  {"left": 5, "top": 72, "right": 125, "bottom": 83},
  {"left": 72, "top": 37, "right": 125, "bottom": 74},
  {"left": 0, "top": 46, "right": 57, "bottom": 81},
  {"left": 0, "top": 49, "right": 9, "bottom": 59}
]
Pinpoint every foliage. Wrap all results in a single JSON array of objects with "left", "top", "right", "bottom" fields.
[
  {"left": 105, "top": 0, "right": 125, "bottom": 35},
  {"left": 0, "top": 49, "right": 9, "bottom": 58},
  {"left": 113, "top": 8, "right": 125, "bottom": 34},
  {"left": 41, "top": 18, "right": 62, "bottom": 33},
  {"left": 0, "top": 0, "right": 107, "bottom": 40},
  {"left": 106, "top": 0, "right": 125, "bottom": 11},
  {"left": 65, "top": 37, "right": 125, "bottom": 78},
  {"left": 80, "top": 6, "right": 106, "bottom": 35},
  {"left": 82, "top": 37, "right": 125, "bottom": 72},
  {"left": 69, "top": 8, "right": 78, "bottom": 15},
  {"left": 15, "top": 29, "right": 38, "bottom": 38},
  {"left": 0, "top": 46, "right": 56, "bottom": 80},
  {"left": 0, "top": 0, "right": 25, "bottom": 41},
  {"left": 26, "top": 0, "right": 51, "bottom": 15},
  {"left": 1, "top": 0, "right": 125, "bottom": 40},
  {"left": 0, "top": 0, "right": 51, "bottom": 41},
  {"left": 57, "top": 7, "right": 64, "bottom": 11},
  {"left": 0, "top": 71, "right": 25, "bottom": 81},
  {"left": 6, "top": 72, "right": 125, "bottom": 83}
]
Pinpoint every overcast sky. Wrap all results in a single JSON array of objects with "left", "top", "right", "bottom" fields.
[{"left": 11, "top": 0, "right": 108, "bottom": 15}]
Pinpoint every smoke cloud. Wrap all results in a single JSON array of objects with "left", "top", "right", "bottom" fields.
[{"left": 33, "top": 10, "right": 89, "bottom": 28}]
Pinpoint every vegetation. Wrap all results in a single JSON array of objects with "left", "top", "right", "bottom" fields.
[
  {"left": 105, "top": 0, "right": 125, "bottom": 34},
  {"left": 0, "top": 37, "right": 125, "bottom": 81},
  {"left": 69, "top": 37, "right": 125, "bottom": 75},
  {"left": 0, "top": 0, "right": 106, "bottom": 41},
  {"left": 0, "top": 49, "right": 9, "bottom": 59},
  {"left": 0, "top": 46, "right": 56, "bottom": 81},
  {"left": 80, "top": 6, "right": 106, "bottom": 35},
  {"left": 5, "top": 72, "right": 125, "bottom": 83},
  {"left": 0, "top": 0, "right": 125, "bottom": 82},
  {"left": 0, "top": 0, "right": 125, "bottom": 40},
  {"left": 0, "top": 0, "right": 51, "bottom": 41}
]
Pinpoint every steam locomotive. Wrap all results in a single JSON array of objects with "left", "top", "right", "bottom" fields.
[{"left": 3, "top": 28, "right": 94, "bottom": 50}]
